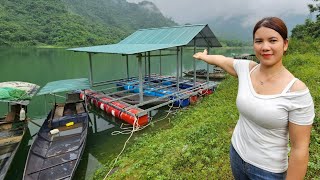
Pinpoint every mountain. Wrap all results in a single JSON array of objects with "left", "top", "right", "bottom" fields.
[
  {"left": 0, "top": 0, "right": 177, "bottom": 47},
  {"left": 62, "top": 0, "right": 176, "bottom": 31}
]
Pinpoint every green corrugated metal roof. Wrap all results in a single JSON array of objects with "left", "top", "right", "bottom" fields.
[
  {"left": 69, "top": 24, "right": 221, "bottom": 55},
  {"left": 37, "top": 78, "right": 90, "bottom": 95},
  {"left": 68, "top": 44, "right": 180, "bottom": 54}
]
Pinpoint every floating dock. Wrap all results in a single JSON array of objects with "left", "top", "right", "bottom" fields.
[
  {"left": 69, "top": 24, "right": 222, "bottom": 126},
  {"left": 79, "top": 74, "right": 217, "bottom": 126}
]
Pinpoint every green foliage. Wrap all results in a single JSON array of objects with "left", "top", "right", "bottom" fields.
[
  {"left": 308, "top": 0, "right": 320, "bottom": 19},
  {"left": 287, "top": 38, "right": 320, "bottom": 55},
  {"left": 219, "top": 39, "right": 252, "bottom": 47},
  {"left": 291, "top": 0, "right": 320, "bottom": 39},
  {"left": 291, "top": 19, "right": 320, "bottom": 39},
  {"left": 0, "top": 0, "right": 177, "bottom": 47},
  {"left": 284, "top": 39, "right": 320, "bottom": 179}
]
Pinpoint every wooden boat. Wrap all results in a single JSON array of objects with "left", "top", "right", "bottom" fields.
[
  {"left": 233, "top": 53, "right": 257, "bottom": 61},
  {"left": 23, "top": 78, "right": 90, "bottom": 180},
  {"left": 0, "top": 115, "right": 28, "bottom": 180},
  {"left": 183, "top": 68, "right": 226, "bottom": 80},
  {"left": 0, "top": 81, "right": 39, "bottom": 180}
]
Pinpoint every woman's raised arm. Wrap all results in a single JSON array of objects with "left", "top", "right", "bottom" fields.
[{"left": 193, "top": 49, "right": 237, "bottom": 77}]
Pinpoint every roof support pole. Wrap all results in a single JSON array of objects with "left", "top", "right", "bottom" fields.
[
  {"left": 93, "top": 114, "right": 97, "bottom": 133},
  {"left": 159, "top": 50, "right": 162, "bottom": 76},
  {"left": 88, "top": 53, "right": 93, "bottom": 87},
  {"left": 207, "top": 47, "right": 210, "bottom": 83},
  {"left": 44, "top": 95, "right": 47, "bottom": 113},
  {"left": 126, "top": 55, "right": 129, "bottom": 79},
  {"left": 193, "top": 39, "right": 197, "bottom": 86},
  {"left": 176, "top": 47, "right": 180, "bottom": 92},
  {"left": 148, "top": 51, "right": 151, "bottom": 85},
  {"left": 180, "top": 47, "right": 183, "bottom": 78},
  {"left": 138, "top": 54, "right": 144, "bottom": 103},
  {"left": 144, "top": 52, "right": 147, "bottom": 76}
]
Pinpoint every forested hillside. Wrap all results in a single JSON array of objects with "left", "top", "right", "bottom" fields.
[
  {"left": 0, "top": 0, "right": 177, "bottom": 47},
  {"left": 63, "top": 0, "right": 176, "bottom": 31}
]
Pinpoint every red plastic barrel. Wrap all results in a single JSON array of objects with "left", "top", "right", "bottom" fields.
[
  {"left": 80, "top": 93, "right": 85, "bottom": 100},
  {"left": 101, "top": 97, "right": 112, "bottom": 103},
  {"left": 100, "top": 97, "right": 112, "bottom": 111},
  {"left": 189, "top": 95, "right": 198, "bottom": 104},
  {"left": 92, "top": 98, "right": 97, "bottom": 106},
  {"left": 185, "top": 91, "right": 198, "bottom": 105},
  {"left": 97, "top": 101, "right": 102, "bottom": 108},
  {"left": 98, "top": 102, "right": 109, "bottom": 112},
  {"left": 106, "top": 101, "right": 128, "bottom": 118},
  {"left": 80, "top": 90, "right": 92, "bottom": 100},
  {"left": 120, "top": 108, "right": 148, "bottom": 126},
  {"left": 201, "top": 88, "right": 213, "bottom": 95}
]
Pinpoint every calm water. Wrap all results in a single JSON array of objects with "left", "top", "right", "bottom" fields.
[{"left": 0, "top": 47, "right": 252, "bottom": 179}]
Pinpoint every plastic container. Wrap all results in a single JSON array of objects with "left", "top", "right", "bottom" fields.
[
  {"left": 19, "top": 108, "right": 26, "bottom": 121},
  {"left": 50, "top": 129, "right": 60, "bottom": 135},
  {"left": 201, "top": 89, "right": 213, "bottom": 95},
  {"left": 189, "top": 95, "right": 198, "bottom": 104},
  {"left": 66, "top": 122, "right": 74, "bottom": 127},
  {"left": 144, "top": 88, "right": 156, "bottom": 96},
  {"left": 100, "top": 97, "right": 112, "bottom": 111},
  {"left": 179, "top": 82, "right": 193, "bottom": 89},
  {"left": 173, "top": 98, "right": 190, "bottom": 107},
  {"left": 120, "top": 108, "right": 148, "bottom": 126},
  {"left": 107, "top": 101, "right": 128, "bottom": 118}
]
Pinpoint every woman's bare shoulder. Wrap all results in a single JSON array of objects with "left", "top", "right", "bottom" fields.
[
  {"left": 290, "top": 79, "right": 308, "bottom": 92},
  {"left": 249, "top": 61, "right": 258, "bottom": 71}
]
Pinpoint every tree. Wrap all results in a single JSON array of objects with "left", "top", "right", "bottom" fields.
[
  {"left": 291, "top": 0, "right": 320, "bottom": 39},
  {"left": 308, "top": 0, "right": 320, "bottom": 20}
]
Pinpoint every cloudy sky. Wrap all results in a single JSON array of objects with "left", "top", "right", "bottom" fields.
[{"left": 127, "top": 0, "right": 311, "bottom": 28}]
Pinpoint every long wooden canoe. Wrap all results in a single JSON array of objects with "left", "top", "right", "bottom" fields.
[
  {"left": 0, "top": 119, "right": 28, "bottom": 180},
  {"left": 23, "top": 100, "right": 89, "bottom": 180},
  {"left": 183, "top": 69, "right": 226, "bottom": 80},
  {"left": 0, "top": 81, "right": 39, "bottom": 180}
]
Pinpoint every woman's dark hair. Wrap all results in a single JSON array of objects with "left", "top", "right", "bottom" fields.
[{"left": 253, "top": 17, "right": 288, "bottom": 40}]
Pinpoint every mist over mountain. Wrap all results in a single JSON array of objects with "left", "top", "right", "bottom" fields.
[
  {"left": 127, "top": 0, "right": 311, "bottom": 42},
  {"left": 205, "top": 15, "right": 308, "bottom": 41},
  {"left": 62, "top": 0, "right": 176, "bottom": 31}
]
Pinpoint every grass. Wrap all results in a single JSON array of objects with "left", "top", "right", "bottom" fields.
[{"left": 93, "top": 42, "right": 320, "bottom": 179}]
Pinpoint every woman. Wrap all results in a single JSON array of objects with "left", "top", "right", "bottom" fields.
[{"left": 193, "top": 17, "right": 314, "bottom": 180}]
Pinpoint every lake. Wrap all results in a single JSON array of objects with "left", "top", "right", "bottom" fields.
[{"left": 0, "top": 47, "right": 252, "bottom": 179}]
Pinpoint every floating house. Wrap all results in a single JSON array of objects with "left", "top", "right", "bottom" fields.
[{"left": 69, "top": 24, "right": 222, "bottom": 126}]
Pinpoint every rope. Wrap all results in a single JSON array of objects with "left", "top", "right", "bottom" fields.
[
  {"left": 103, "top": 116, "right": 139, "bottom": 179},
  {"left": 103, "top": 102, "right": 178, "bottom": 179}
]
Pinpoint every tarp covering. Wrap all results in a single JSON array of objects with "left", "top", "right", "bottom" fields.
[
  {"left": 0, "top": 81, "right": 40, "bottom": 105},
  {"left": 68, "top": 24, "right": 222, "bottom": 55},
  {"left": 37, "top": 78, "right": 90, "bottom": 95}
]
